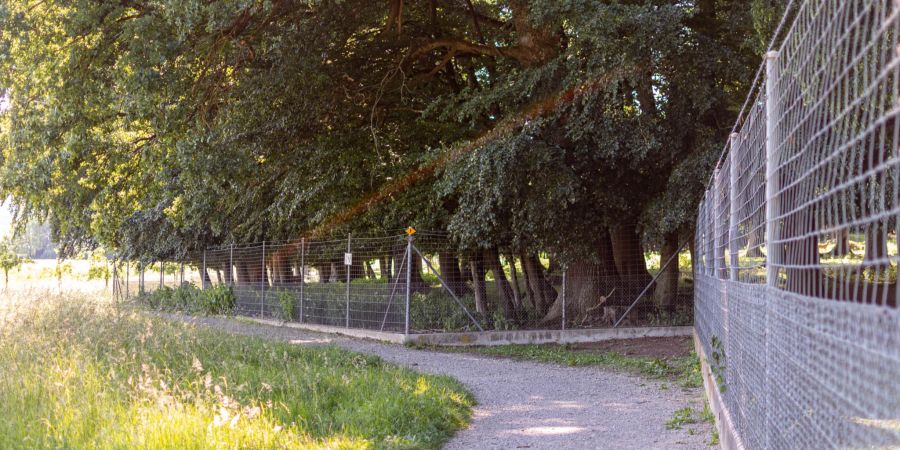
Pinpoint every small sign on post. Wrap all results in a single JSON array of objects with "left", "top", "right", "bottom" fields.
[{"left": 344, "top": 252, "right": 352, "bottom": 266}]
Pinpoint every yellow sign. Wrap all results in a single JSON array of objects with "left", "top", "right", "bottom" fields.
[{"left": 405, "top": 227, "right": 417, "bottom": 236}]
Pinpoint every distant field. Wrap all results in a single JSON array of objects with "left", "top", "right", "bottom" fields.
[{"left": 0, "top": 292, "right": 473, "bottom": 449}]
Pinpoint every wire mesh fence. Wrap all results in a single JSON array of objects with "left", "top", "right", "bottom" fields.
[
  {"left": 118, "top": 231, "right": 694, "bottom": 334},
  {"left": 695, "top": 0, "right": 900, "bottom": 447}
]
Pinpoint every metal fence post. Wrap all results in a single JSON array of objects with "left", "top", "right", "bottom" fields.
[
  {"left": 261, "top": 241, "right": 266, "bottom": 317},
  {"left": 561, "top": 269, "right": 567, "bottom": 330},
  {"left": 346, "top": 234, "right": 351, "bottom": 328},
  {"left": 713, "top": 167, "right": 724, "bottom": 279},
  {"left": 229, "top": 244, "right": 234, "bottom": 287},
  {"left": 299, "top": 237, "right": 305, "bottom": 323},
  {"left": 202, "top": 250, "right": 207, "bottom": 290},
  {"left": 763, "top": 49, "right": 780, "bottom": 450},
  {"left": 405, "top": 235, "right": 412, "bottom": 335},
  {"left": 729, "top": 133, "right": 740, "bottom": 281},
  {"left": 765, "top": 50, "right": 781, "bottom": 288}
]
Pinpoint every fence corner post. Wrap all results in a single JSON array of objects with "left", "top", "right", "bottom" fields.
[{"left": 405, "top": 234, "right": 413, "bottom": 336}]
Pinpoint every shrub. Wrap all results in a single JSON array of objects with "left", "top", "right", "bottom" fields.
[
  {"left": 277, "top": 289, "right": 296, "bottom": 321},
  {"left": 137, "top": 284, "right": 235, "bottom": 315}
]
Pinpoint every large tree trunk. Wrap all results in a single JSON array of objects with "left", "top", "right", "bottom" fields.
[
  {"left": 271, "top": 254, "right": 295, "bottom": 286},
  {"left": 653, "top": 232, "right": 680, "bottom": 313},
  {"left": 521, "top": 253, "right": 556, "bottom": 315},
  {"left": 831, "top": 228, "right": 851, "bottom": 257},
  {"left": 610, "top": 221, "right": 652, "bottom": 297},
  {"left": 313, "top": 263, "right": 330, "bottom": 283},
  {"left": 745, "top": 228, "right": 765, "bottom": 258},
  {"left": 235, "top": 260, "right": 256, "bottom": 284},
  {"left": 484, "top": 247, "right": 516, "bottom": 321},
  {"left": 506, "top": 254, "right": 524, "bottom": 309},
  {"left": 542, "top": 229, "right": 620, "bottom": 324},
  {"left": 379, "top": 255, "right": 391, "bottom": 279},
  {"left": 864, "top": 222, "right": 889, "bottom": 269},
  {"left": 390, "top": 247, "right": 429, "bottom": 293},
  {"left": 469, "top": 258, "right": 489, "bottom": 315},
  {"left": 783, "top": 204, "right": 821, "bottom": 296},
  {"left": 438, "top": 251, "right": 470, "bottom": 297},
  {"left": 222, "top": 263, "right": 234, "bottom": 285}
]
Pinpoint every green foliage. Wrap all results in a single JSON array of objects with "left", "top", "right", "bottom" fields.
[
  {"left": 666, "top": 407, "right": 699, "bottom": 430},
  {"left": 276, "top": 289, "right": 296, "bottom": 321},
  {"left": 710, "top": 335, "right": 728, "bottom": 393},
  {"left": 410, "top": 290, "right": 484, "bottom": 332},
  {"left": 86, "top": 249, "right": 109, "bottom": 282},
  {"left": 0, "top": 240, "right": 26, "bottom": 286},
  {"left": 0, "top": 293, "right": 473, "bottom": 448},
  {"left": 139, "top": 284, "right": 235, "bottom": 316},
  {"left": 0, "top": 0, "right": 785, "bottom": 264}
]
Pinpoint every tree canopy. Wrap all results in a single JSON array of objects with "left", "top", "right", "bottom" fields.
[{"left": 0, "top": 0, "right": 784, "bottom": 264}]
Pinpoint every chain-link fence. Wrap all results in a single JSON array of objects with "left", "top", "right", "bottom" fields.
[
  {"left": 695, "top": 0, "right": 900, "bottom": 448},
  {"left": 116, "top": 230, "right": 693, "bottom": 334}
]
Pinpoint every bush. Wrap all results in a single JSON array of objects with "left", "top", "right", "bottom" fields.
[
  {"left": 409, "top": 289, "right": 484, "bottom": 332},
  {"left": 138, "top": 284, "right": 235, "bottom": 315},
  {"left": 277, "top": 289, "right": 296, "bottom": 321}
]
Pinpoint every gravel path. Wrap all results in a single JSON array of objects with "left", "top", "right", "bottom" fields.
[{"left": 167, "top": 315, "right": 713, "bottom": 449}]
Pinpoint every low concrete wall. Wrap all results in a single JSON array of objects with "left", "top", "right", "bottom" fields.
[
  {"left": 245, "top": 317, "right": 408, "bottom": 344},
  {"left": 408, "top": 326, "right": 693, "bottom": 347},
  {"left": 237, "top": 317, "right": 692, "bottom": 347},
  {"left": 693, "top": 330, "right": 744, "bottom": 450}
]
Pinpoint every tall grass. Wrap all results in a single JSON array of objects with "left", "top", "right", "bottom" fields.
[{"left": 0, "top": 292, "right": 473, "bottom": 449}]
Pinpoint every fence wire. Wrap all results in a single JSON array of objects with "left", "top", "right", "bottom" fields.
[
  {"left": 123, "top": 230, "right": 694, "bottom": 334},
  {"left": 695, "top": 0, "right": 900, "bottom": 448}
]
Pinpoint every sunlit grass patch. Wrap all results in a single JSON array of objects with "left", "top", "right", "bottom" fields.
[{"left": 0, "top": 292, "right": 473, "bottom": 449}]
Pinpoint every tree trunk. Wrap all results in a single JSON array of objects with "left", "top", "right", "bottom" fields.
[
  {"left": 831, "top": 228, "right": 850, "bottom": 257},
  {"left": 469, "top": 258, "right": 489, "bottom": 315},
  {"left": 610, "top": 221, "right": 652, "bottom": 296},
  {"left": 653, "top": 232, "right": 680, "bottom": 314},
  {"left": 520, "top": 253, "right": 556, "bottom": 315},
  {"left": 864, "top": 222, "right": 889, "bottom": 271},
  {"left": 783, "top": 204, "right": 821, "bottom": 296},
  {"left": 379, "top": 255, "right": 391, "bottom": 279},
  {"left": 542, "top": 229, "right": 620, "bottom": 324},
  {"left": 364, "top": 260, "right": 375, "bottom": 279},
  {"left": 313, "top": 263, "right": 330, "bottom": 283},
  {"left": 506, "top": 254, "right": 524, "bottom": 310},
  {"left": 223, "top": 263, "right": 234, "bottom": 285},
  {"left": 438, "top": 251, "right": 470, "bottom": 297},
  {"left": 745, "top": 228, "right": 764, "bottom": 258},
  {"left": 484, "top": 247, "right": 516, "bottom": 321},
  {"left": 390, "top": 247, "right": 429, "bottom": 293}
]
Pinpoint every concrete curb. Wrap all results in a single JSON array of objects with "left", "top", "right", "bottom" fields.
[
  {"left": 408, "top": 326, "right": 693, "bottom": 347},
  {"left": 243, "top": 317, "right": 408, "bottom": 344},
  {"left": 693, "top": 329, "right": 745, "bottom": 450}
]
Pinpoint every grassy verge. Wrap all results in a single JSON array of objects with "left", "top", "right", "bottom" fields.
[
  {"left": 424, "top": 343, "right": 702, "bottom": 389},
  {"left": 0, "top": 293, "right": 473, "bottom": 449}
]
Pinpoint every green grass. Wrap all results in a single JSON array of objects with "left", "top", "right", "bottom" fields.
[
  {"left": 424, "top": 344, "right": 702, "bottom": 389},
  {"left": 0, "top": 293, "right": 473, "bottom": 449}
]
